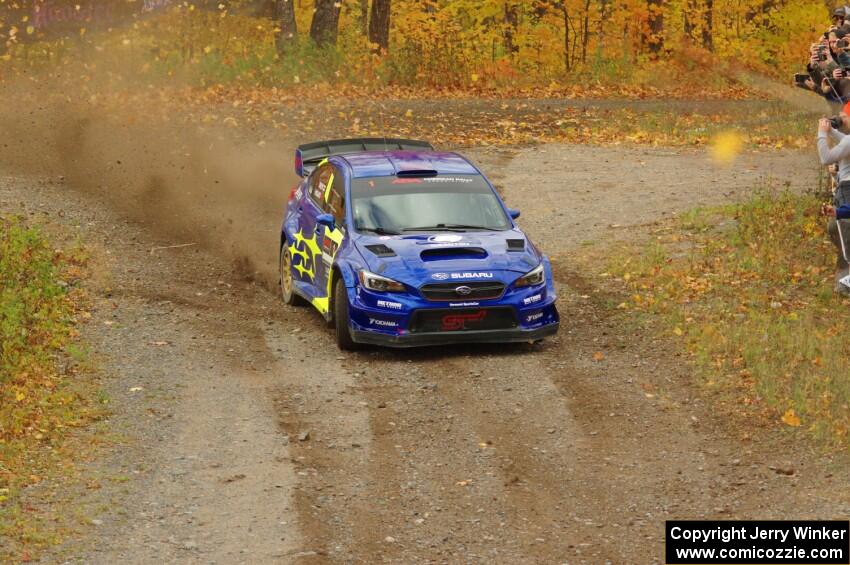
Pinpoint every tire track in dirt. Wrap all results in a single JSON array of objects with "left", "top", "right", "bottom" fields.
[
  {"left": 408, "top": 348, "right": 610, "bottom": 562},
  {"left": 339, "top": 347, "right": 551, "bottom": 563},
  {"left": 262, "top": 311, "right": 374, "bottom": 561}
]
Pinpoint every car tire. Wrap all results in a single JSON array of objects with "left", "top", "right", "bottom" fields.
[
  {"left": 279, "top": 245, "right": 306, "bottom": 306},
  {"left": 334, "top": 277, "right": 359, "bottom": 351}
]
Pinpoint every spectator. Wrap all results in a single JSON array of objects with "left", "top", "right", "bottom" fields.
[{"left": 817, "top": 104, "right": 850, "bottom": 294}]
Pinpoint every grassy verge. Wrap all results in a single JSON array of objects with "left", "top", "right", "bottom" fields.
[
  {"left": 0, "top": 216, "right": 105, "bottom": 561},
  {"left": 556, "top": 104, "right": 813, "bottom": 149},
  {"left": 588, "top": 188, "right": 850, "bottom": 450}
]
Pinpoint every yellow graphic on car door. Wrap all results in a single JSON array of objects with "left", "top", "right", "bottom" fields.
[{"left": 287, "top": 167, "right": 346, "bottom": 316}]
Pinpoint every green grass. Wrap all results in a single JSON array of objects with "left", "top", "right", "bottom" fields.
[
  {"left": 602, "top": 188, "right": 850, "bottom": 449},
  {"left": 0, "top": 216, "right": 105, "bottom": 561}
]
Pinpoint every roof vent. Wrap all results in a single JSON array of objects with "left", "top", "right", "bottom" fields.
[
  {"left": 365, "top": 244, "right": 397, "bottom": 258},
  {"left": 506, "top": 239, "right": 525, "bottom": 251}
]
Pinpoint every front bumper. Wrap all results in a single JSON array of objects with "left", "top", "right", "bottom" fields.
[
  {"left": 345, "top": 268, "right": 560, "bottom": 348},
  {"left": 351, "top": 321, "right": 559, "bottom": 348}
]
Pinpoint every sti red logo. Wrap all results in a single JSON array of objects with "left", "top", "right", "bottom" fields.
[{"left": 441, "top": 310, "right": 488, "bottom": 331}]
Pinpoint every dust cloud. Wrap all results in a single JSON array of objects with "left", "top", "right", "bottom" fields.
[{"left": 0, "top": 72, "right": 299, "bottom": 288}]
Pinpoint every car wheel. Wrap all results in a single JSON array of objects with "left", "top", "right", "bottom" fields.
[
  {"left": 279, "top": 245, "right": 306, "bottom": 306},
  {"left": 334, "top": 277, "right": 359, "bottom": 351}
]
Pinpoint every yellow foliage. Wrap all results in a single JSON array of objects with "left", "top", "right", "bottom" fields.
[{"left": 782, "top": 408, "right": 801, "bottom": 427}]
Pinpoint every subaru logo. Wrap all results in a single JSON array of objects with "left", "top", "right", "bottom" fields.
[
  {"left": 455, "top": 285, "right": 473, "bottom": 296},
  {"left": 432, "top": 272, "right": 449, "bottom": 280}
]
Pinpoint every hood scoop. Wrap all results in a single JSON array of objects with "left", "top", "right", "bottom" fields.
[
  {"left": 506, "top": 239, "right": 525, "bottom": 251},
  {"left": 365, "top": 244, "right": 397, "bottom": 258},
  {"left": 420, "top": 247, "right": 487, "bottom": 261}
]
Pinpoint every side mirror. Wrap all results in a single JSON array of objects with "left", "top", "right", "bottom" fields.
[
  {"left": 507, "top": 208, "right": 521, "bottom": 220},
  {"left": 316, "top": 213, "right": 336, "bottom": 231}
]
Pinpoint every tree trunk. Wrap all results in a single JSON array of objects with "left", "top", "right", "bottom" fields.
[
  {"left": 504, "top": 1, "right": 519, "bottom": 55},
  {"left": 275, "top": 0, "right": 297, "bottom": 52},
  {"left": 368, "top": 0, "right": 391, "bottom": 54},
  {"left": 562, "top": 3, "right": 570, "bottom": 72},
  {"left": 701, "top": 0, "right": 713, "bottom": 50},
  {"left": 310, "top": 0, "right": 342, "bottom": 47},
  {"left": 646, "top": 0, "right": 664, "bottom": 56},
  {"left": 595, "top": 0, "right": 608, "bottom": 61},
  {"left": 581, "top": 0, "right": 591, "bottom": 63},
  {"left": 683, "top": 0, "right": 696, "bottom": 41},
  {"left": 359, "top": 0, "right": 369, "bottom": 35},
  {"left": 253, "top": 0, "right": 277, "bottom": 18}
]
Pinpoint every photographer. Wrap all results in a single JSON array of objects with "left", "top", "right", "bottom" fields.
[
  {"left": 830, "top": 29, "right": 850, "bottom": 67},
  {"left": 801, "top": 35, "right": 842, "bottom": 109},
  {"left": 795, "top": 9, "right": 850, "bottom": 109},
  {"left": 817, "top": 106, "right": 850, "bottom": 294},
  {"left": 818, "top": 67, "right": 850, "bottom": 107}
]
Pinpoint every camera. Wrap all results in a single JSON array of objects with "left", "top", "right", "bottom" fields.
[
  {"left": 794, "top": 72, "right": 810, "bottom": 86},
  {"left": 830, "top": 116, "right": 843, "bottom": 129}
]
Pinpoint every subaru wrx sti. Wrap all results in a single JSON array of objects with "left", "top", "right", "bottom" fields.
[{"left": 279, "top": 138, "right": 559, "bottom": 349}]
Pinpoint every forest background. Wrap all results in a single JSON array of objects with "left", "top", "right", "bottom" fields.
[{"left": 0, "top": 0, "right": 832, "bottom": 93}]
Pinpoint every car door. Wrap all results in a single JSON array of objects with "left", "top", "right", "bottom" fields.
[
  {"left": 313, "top": 165, "right": 347, "bottom": 312},
  {"left": 288, "top": 164, "right": 331, "bottom": 303}
]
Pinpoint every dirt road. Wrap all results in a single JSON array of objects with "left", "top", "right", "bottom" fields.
[{"left": 4, "top": 132, "right": 849, "bottom": 564}]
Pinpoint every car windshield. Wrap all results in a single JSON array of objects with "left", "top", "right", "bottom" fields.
[{"left": 350, "top": 174, "right": 510, "bottom": 233}]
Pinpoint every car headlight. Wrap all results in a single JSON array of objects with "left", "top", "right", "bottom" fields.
[
  {"left": 514, "top": 263, "right": 545, "bottom": 288},
  {"left": 359, "top": 270, "right": 406, "bottom": 293}
]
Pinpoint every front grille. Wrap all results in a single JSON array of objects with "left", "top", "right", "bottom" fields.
[
  {"left": 419, "top": 281, "right": 506, "bottom": 301},
  {"left": 410, "top": 307, "right": 517, "bottom": 333}
]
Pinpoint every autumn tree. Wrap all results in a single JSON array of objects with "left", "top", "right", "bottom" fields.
[
  {"left": 683, "top": 0, "right": 713, "bottom": 50},
  {"left": 503, "top": 1, "right": 519, "bottom": 55},
  {"left": 646, "top": 0, "right": 665, "bottom": 55},
  {"left": 369, "top": 0, "right": 392, "bottom": 53},
  {"left": 275, "top": 0, "right": 297, "bottom": 52},
  {"left": 702, "top": 0, "right": 713, "bottom": 51},
  {"left": 310, "top": 0, "right": 342, "bottom": 47},
  {"left": 358, "top": 0, "right": 369, "bottom": 34}
]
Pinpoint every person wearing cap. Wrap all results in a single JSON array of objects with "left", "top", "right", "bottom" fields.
[{"left": 818, "top": 101, "right": 850, "bottom": 294}]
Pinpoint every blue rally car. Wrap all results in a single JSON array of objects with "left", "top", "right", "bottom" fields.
[{"left": 279, "top": 138, "right": 559, "bottom": 349}]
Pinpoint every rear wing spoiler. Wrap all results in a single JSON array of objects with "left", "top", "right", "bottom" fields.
[{"left": 295, "top": 137, "right": 434, "bottom": 177}]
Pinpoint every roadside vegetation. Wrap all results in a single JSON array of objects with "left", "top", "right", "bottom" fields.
[
  {"left": 0, "top": 216, "right": 104, "bottom": 561},
  {"left": 587, "top": 185, "right": 850, "bottom": 451}
]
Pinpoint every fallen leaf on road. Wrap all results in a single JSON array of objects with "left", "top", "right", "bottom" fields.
[
  {"left": 781, "top": 408, "right": 801, "bottom": 427},
  {"left": 593, "top": 351, "right": 605, "bottom": 361}
]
